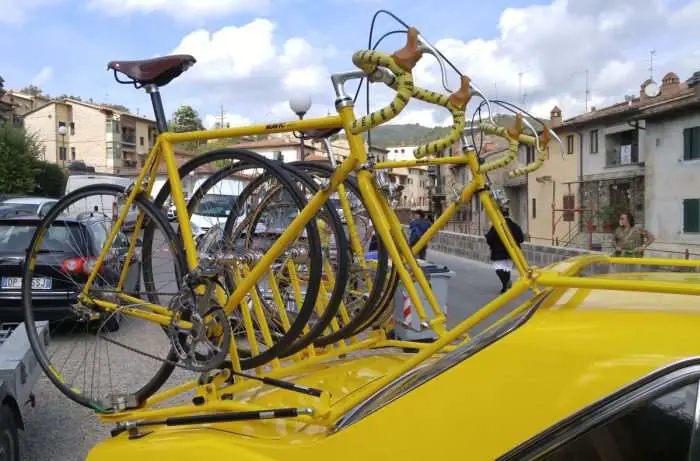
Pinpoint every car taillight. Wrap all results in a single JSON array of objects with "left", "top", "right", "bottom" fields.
[{"left": 62, "top": 257, "right": 103, "bottom": 275}]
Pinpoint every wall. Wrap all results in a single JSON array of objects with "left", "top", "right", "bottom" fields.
[
  {"left": 528, "top": 129, "right": 580, "bottom": 245},
  {"left": 24, "top": 104, "right": 58, "bottom": 163},
  {"left": 581, "top": 123, "right": 645, "bottom": 180},
  {"left": 644, "top": 112, "right": 700, "bottom": 255},
  {"left": 71, "top": 103, "right": 108, "bottom": 172},
  {"left": 424, "top": 228, "right": 700, "bottom": 274},
  {"left": 426, "top": 228, "right": 602, "bottom": 272}
]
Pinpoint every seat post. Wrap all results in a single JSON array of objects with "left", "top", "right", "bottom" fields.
[{"left": 145, "top": 84, "right": 168, "bottom": 133}]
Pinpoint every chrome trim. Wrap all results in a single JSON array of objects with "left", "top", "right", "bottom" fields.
[
  {"left": 500, "top": 360, "right": 700, "bottom": 460},
  {"left": 330, "top": 70, "right": 365, "bottom": 100}
]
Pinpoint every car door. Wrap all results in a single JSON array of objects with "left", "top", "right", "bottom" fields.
[{"left": 500, "top": 362, "right": 700, "bottom": 461}]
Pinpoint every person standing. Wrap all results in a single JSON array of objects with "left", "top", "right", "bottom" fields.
[
  {"left": 613, "top": 213, "right": 655, "bottom": 257},
  {"left": 409, "top": 209, "right": 431, "bottom": 260},
  {"left": 485, "top": 208, "right": 525, "bottom": 293}
]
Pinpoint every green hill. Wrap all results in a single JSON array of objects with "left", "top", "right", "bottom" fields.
[{"left": 345, "top": 114, "right": 520, "bottom": 148}]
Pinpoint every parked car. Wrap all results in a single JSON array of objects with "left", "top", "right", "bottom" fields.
[
  {"left": 0, "top": 214, "right": 140, "bottom": 329},
  {"left": 88, "top": 271, "right": 700, "bottom": 460},
  {"left": 65, "top": 174, "right": 139, "bottom": 231},
  {"left": 0, "top": 197, "right": 58, "bottom": 217}
]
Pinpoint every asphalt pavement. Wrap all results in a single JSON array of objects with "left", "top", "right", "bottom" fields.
[{"left": 19, "top": 249, "right": 533, "bottom": 461}]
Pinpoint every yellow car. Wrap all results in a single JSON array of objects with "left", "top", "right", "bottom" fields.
[{"left": 88, "top": 271, "right": 700, "bottom": 461}]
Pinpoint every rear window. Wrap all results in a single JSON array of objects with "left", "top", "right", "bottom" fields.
[{"left": 0, "top": 222, "right": 87, "bottom": 253}]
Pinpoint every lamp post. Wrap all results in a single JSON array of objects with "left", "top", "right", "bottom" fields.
[
  {"left": 289, "top": 95, "right": 312, "bottom": 161},
  {"left": 57, "top": 124, "right": 67, "bottom": 165}
]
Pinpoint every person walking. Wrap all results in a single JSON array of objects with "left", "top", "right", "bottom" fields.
[
  {"left": 485, "top": 208, "right": 525, "bottom": 293},
  {"left": 409, "top": 209, "right": 431, "bottom": 260},
  {"left": 613, "top": 213, "right": 655, "bottom": 257}
]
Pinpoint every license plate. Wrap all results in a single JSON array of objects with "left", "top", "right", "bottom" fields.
[{"left": 1, "top": 277, "right": 52, "bottom": 290}]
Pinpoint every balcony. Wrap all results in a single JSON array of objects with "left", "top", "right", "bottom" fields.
[
  {"left": 123, "top": 159, "right": 138, "bottom": 168},
  {"left": 605, "top": 129, "right": 641, "bottom": 167},
  {"left": 121, "top": 135, "right": 136, "bottom": 146},
  {"left": 606, "top": 145, "right": 640, "bottom": 167}
]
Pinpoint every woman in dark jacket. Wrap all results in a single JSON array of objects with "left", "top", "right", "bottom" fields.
[{"left": 485, "top": 208, "right": 524, "bottom": 293}]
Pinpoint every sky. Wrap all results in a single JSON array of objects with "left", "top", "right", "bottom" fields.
[{"left": 1, "top": 0, "right": 699, "bottom": 128}]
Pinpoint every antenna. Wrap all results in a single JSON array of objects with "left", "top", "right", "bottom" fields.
[
  {"left": 648, "top": 50, "right": 656, "bottom": 80},
  {"left": 585, "top": 69, "right": 590, "bottom": 112},
  {"left": 220, "top": 105, "right": 224, "bottom": 129}
]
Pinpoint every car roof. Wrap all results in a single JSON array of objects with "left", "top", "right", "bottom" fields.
[
  {"left": 2, "top": 197, "right": 57, "bottom": 205},
  {"left": 0, "top": 214, "right": 101, "bottom": 224}
]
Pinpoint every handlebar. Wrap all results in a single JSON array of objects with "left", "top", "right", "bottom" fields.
[
  {"left": 507, "top": 128, "right": 550, "bottom": 177},
  {"left": 348, "top": 27, "right": 422, "bottom": 135},
  {"left": 413, "top": 76, "right": 470, "bottom": 158},
  {"left": 479, "top": 114, "right": 552, "bottom": 175}
]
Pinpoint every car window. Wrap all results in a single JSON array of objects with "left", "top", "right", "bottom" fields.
[
  {"left": 537, "top": 382, "right": 698, "bottom": 461},
  {"left": 87, "top": 221, "right": 109, "bottom": 254},
  {"left": 0, "top": 222, "right": 86, "bottom": 253}
]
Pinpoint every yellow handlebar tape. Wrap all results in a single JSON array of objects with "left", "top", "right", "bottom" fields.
[
  {"left": 480, "top": 139, "right": 519, "bottom": 173},
  {"left": 350, "top": 50, "right": 414, "bottom": 135},
  {"left": 508, "top": 148, "right": 548, "bottom": 177}
]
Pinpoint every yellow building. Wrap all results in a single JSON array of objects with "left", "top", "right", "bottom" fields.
[
  {"left": 23, "top": 98, "right": 156, "bottom": 175},
  {"left": 527, "top": 106, "right": 581, "bottom": 245}
]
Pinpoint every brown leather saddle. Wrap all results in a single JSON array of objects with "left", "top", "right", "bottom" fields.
[{"left": 107, "top": 54, "right": 196, "bottom": 87}]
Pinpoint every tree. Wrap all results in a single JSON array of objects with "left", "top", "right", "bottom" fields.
[
  {"left": 57, "top": 94, "right": 82, "bottom": 101},
  {"left": 0, "top": 75, "right": 5, "bottom": 98},
  {"left": 33, "top": 161, "right": 66, "bottom": 197},
  {"left": 19, "top": 85, "right": 43, "bottom": 96},
  {"left": 169, "top": 105, "right": 204, "bottom": 133},
  {"left": 169, "top": 105, "right": 205, "bottom": 152},
  {"left": 0, "top": 125, "right": 41, "bottom": 194},
  {"left": 104, "top": 103, "right": 129, "bottom": 113}
]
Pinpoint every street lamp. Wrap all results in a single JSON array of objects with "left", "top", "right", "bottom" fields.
[
  {"left": 57, "top": 124, "right": 67, "bottom": 165},
  {"left": 289, "top": 95, "right": 311, "bottom": 161}
]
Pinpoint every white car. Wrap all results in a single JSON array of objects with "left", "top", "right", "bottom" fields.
[{"left": 0, "top": 197, "right": 58, "bottom": 217}]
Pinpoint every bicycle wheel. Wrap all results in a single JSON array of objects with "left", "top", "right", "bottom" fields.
[
  {"left": 290, "top": 161, "right": 391, "bottom": 346},
  {"left": 188, "top": 162, "right": 347, "bottom": 361},
  {"left": 22, "top": 184, "right": 189, "bottom": 411},
  {"left": 143, "top": 149, "right": 324, "bottom": 369}
]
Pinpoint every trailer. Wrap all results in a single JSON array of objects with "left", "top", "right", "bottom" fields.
[{"left": 0, "top": 322, "right": 49, "bottom": 460}]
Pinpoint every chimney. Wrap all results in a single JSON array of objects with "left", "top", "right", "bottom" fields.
[
  {"left": 550, "top": 105, "right": 562, "bottom": 128},
  {"left": 660, "top": 72, "right": 681, "bottom": 97}
]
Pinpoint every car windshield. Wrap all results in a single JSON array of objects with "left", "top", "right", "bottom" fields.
[
  {"left": 0, "top": 221, "right": 86, "bottom": 254},
  {"left": 334, "top": 293, "right": 547, "bottom": 430},
  {"left": 0, "top": 204, "right": 37, "bottom": 218},
  {"left": 193, "top": 194, "right": 237, "bottom": 218}
]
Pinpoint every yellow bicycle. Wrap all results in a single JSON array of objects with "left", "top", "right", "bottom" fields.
[{"left": 21, "top": 14, "right": 552, "bottom": 416}]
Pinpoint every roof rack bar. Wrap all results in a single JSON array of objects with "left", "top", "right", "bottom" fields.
[{"left": 535, "top": 273, "right": 700, "bottom": 296}]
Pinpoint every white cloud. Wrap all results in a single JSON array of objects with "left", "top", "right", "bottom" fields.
[
  {"left": 412, "top": 0, "right": 698, "bottom": 122},
  {"left": 31, "top": 66, "right": 53, "bottom": 86},
  {"left": 169, "top": 18, "right": 332, "bottom": 121},
  {"left": 88, "top": 0, "right": 268, "bottom": 22},
  {"left": 0, "top": 0, "right": 59, "bottom": 25}
]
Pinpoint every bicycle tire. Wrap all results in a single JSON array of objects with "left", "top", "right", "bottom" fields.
[
  {"left": 142, "top": 149, "right": 323, "bottom": 369},
  {"left": 190, "top": 162, "right": 349, "bottom": 358},
  {"left": 22, "top": 184, "right": 187, "bottom": 411},
  {"left": 290, "top": 161, "right": 391, "bottom": 346}
]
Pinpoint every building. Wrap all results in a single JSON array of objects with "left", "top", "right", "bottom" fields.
[
  {"left": 528, "top": 106, "right": 581, "bottom": 246},
  {"left": 385, "top": 146, "right": 429, "bottom": 212},
  {"left": 231, "top": 137, "right": 321, "bottom": 162},
  {"left": 557, "top": 70, "right": 700, "bottom": 254},
  {"left": 0, "top": 91, "right": 51, "bottom": 126},
  {"left": 23, "top": 98, "right": 156, "bottom": 174}
]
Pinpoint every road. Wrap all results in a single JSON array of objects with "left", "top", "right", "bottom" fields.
[
  {"left": 426, "top": 250, "right": 532, "bottom": 331},
  {"left": 19, "top": 249, "right": 533, "bottom": 461}
]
